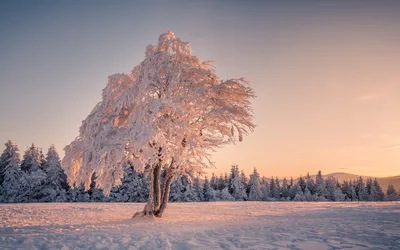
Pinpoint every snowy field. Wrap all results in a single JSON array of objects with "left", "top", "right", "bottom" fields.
[{"left": 1, "top": 202, "right": 399, "bottom": 250}]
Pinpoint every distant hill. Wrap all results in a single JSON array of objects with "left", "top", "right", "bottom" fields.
[{"left": 310, "top": 172, "right": 400, "bottom": 192}]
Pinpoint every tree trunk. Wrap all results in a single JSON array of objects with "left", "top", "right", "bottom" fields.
[
  {"left": 153, "top": 163, "right": 162, "bottom": 211},
  {"left": 154, "top": 172, "right": 174, "bottom": 218},
  {"left": 133, "top": 168, "right": 155, "bottom": 218}
]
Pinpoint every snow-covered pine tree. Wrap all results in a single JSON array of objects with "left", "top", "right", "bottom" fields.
[
  {"left": 39, "top": 149, "right": 46, "bottom": 169},
  {"left": 230, "top": 165, "right": 247, "bottom": 201},
  {"left": 76, "top": 183, "right": 90, "bottom": 202},
  {"left": 373, "top": 178, "right": 384, "bottom": 201},
  {"left": 202, "top": 176, "right": 214, "bottom": 202},
  {"left": 62, "top": 31, "right": 255, "bottom": 218},
  {"left": 170, "top": 174, "right": 184, "bottom": 202},
  {"left": 224, "top": 173, "right": 229, "bottom": 190},
  {"left": 304, "top": 187, "right": 315, "bottom": 201},
  {"left": 288, "top": 177, "right": 298, "bottom": 200},
  {"left": 270, "top": 177, "right": 280, "bottom": 199},
  {"left": 219, "top": 187, "right": 235, "bottom": 201},
  {"left": 325, "top": 176, "right": 337, "bottom": 201},
  {"left": 305, "top": 173, "right": 316, "bottom": 195},
  {"left": 21, "top": 144, "right": 41, "bottom": 173},
  {"left": 248, "top": 168, "right": 262, "bottom": 201},
  {"left": 260, "top": 177, "right": 271, "bottom": 201},
  {"left": 355, "top": 177, "right": 367, "bottom": 201},
  {"left": 2, "top": 142, "right": 22, "bottom": 203},
  {"left": 281, "top": 178, "right": 289, "bottom": 200},
  {"left": 275, "top": 177, "right": 281, "bottom": 199},
  {"left": 217, "top": 174, "right": 225, "bottom": 191},
  {"left": 41, "top": 145, "right": 69, "bottom": 202},
  {"left": 341, "top": 180, "right": 352, "bottom": 200},
  {"left": 350, "top": 181, "right": 358, "bottom": 201},
  {"left": 315, "top": 171, "right": 327, "bottom": 198},
  {"left": 88, "top": 172, "right": 106, "bottom": 202},
  {"left": 240, "top": 170, "right": 249, "bottom": 198},
  {"left": 386, "top": 185, "right": 398, "bottom": 201},
  {"left": 0, "top": 140, "right": 17, "bottom": 186},
  {"left": 18, "top": 168, "right": 47, "bottom": 202},
  {"left": 193, "top": 177, "right": 204, "bottom": 201},
  {"left": 210, "top": 173, "right": 218, "bottom": 191},
  {"left": 298, "top": 176, "right": 306, "bottom": 193},
  {"left": 293, "top": 184, "right": 305, "bottom": 201},
  {"left": 112, "top": 164, "right": 149, "bottom": 202}
]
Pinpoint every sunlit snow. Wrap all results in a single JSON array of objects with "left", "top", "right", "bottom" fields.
[{"left": 1, "top": 202, "right": 399, "bottom": 249}]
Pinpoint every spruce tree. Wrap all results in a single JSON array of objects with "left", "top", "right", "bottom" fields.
[
  {"left": 88, "top": 172, "right": 106, "bottom": 202},
  {"left": 2, "top": 142, "right": 22, "bottom": 203},
  {"left": 373, "top": 178, "right": 384, "bottom": 201},
  {"left": 305, "top": 173, "right": 316, "bottom": 195},
  {"left": 386, "top": 185, "right": 398, "bottom": 201},
  {"left": 170, "top": 175, "right": 184, "bottom": 202},
  {"left": 0, "top": 140, "right": 17, "bottom": 186},
  {"left": 248, "top": 168, "right": 262, "bottom": 201},
  {"left": 210, "top": 173, "right": 217, "bottom": 190},
  {"left": 217, "top": 174, "right": 225, "bottom": 191},
  {"left": 355, "top": 177, "right": 367, "bottom": 201},
  {"left": 230, "top": 166, "right": 246, "bottom": 201},
  {"left": 202, "top": 176, "right": 213, "bottom": 201},
  {"left": 21, "top": 144, "right": 41, "bottom": 173},
  {"left": 42, "top": 145, "right": 69, "bottom": 202},
  {"left": 281, "top": 178, "right": 289, "bottom": 200},
  {"left": 193, "top": 177, "right": 204, "bottom": 201}
]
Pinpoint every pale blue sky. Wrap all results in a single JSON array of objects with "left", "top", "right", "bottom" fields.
[{"left": 1, "top": 1, "right": 400, "bottom": 177}]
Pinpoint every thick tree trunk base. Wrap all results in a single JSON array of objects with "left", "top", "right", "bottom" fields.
[{"left": 132, "top": 210, "right": 155, "bottom": 219}]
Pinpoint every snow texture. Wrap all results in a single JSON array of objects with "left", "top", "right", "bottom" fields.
[{"left": 1, "top": 202, "right": 399, "bottom": 249}]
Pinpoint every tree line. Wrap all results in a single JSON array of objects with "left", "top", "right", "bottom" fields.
[{"left": 0, "top": 140, "right": 398, "bottom": 203}]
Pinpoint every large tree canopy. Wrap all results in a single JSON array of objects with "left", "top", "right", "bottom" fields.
[{"left": 62, "top": 31, "right": 255, "bottom": 197}]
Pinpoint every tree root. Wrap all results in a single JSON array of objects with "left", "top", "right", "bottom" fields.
[{"left": 132, "top": 210, "right": 155, "bottom": 219}]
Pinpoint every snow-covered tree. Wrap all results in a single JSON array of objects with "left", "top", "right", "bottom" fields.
[
  {"left": 169, "top": 174, "right": 184, "bottom": 202},
  {"left": 21, "top": 144, "right": 42, "bottom": 173},
  {"left": 248, "top": 168, "right": 262, "bottom": 201},
  {"left": 62, "top": 31, "right": 255, "bottom": 217},
  {"left": 298, "top": 176, "right": 306, "bottom": 193},
  {"left": 75, "top": 183, "right": 90, "bottom": 202},
  {"left": 270, "top": 177, "right": 280, "bottom": 199},
  {"left": 355, "top": 177, "right": 368, "bottom": 201},
  {"left": 2, "top": 142, "right": 21, "bottom": 203},
  {"left": 261, "top": 177, "right": 272, "bottom": 201},
  {"left": 109, "top": 164, "right": 149, "bottom": 202},
  {"left": 293, "top": 184, "right": 305, "bottom": 201},
  {"left": 203, "top": 176, "right": 218, "bottom": 201},
  {"left": 41, "top": 145, "right": 69, "bottom": 202},
  {"left": 288, "top": 177, "right": 297, "bottom": 200},
  {"left": 88, "top": 172, "right": 106, "bottom": 202},
  {"left": 219, "top": 187, "right": 235, "bottom": 201},
  {"left": 210, "top": 173, "right": 218, "bottom": 190},
  {"left": 305, "top": 173, "right": 315, "bottom": 195},
  {"left": 230, "top": 165, "right": 247, "bottom": 201},
  {"left": 373, "top": 178, "right": 384, "bottom": 201},
  {"left": 18, "top": 168, "right": 47, "bottom": 202},
  {"left": 0, "top": 140, "right": 17, "bottom": 186},
  {"left": 315, "top": 171, "right": 327, "bottom": 198},
  {"left": 325, "top": 176, "right": 337, "bottom": 201},
  {"left": 386, "top": 185, "right": 398, "bottom": 201},
  {"left": 281, "top": 178, "right": 289, "bottom": 200},
  {"left": 217, "top": 174, "right": 226, "bottom": 191},
  {"left": 192, "top": 177, "right": 204, "bottom": 201},
  {"left": 240, "top": 170, "right": 249, "bottom": 197}
]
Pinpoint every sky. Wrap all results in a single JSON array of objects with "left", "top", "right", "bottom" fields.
[{"left": 0, "top": 1, "right": 399, "bottom": 178}]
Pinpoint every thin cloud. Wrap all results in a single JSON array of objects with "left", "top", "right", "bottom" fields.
[
  {"left": 381, "top": 145, "right": 400, "bottom": 149},
  {"left": 355, "top": 93, "right": 384, "bottom": 103}
]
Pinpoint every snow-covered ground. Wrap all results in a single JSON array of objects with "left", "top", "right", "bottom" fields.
[{"left": 1, "top": 202, "right": 399, "bottom": 249}]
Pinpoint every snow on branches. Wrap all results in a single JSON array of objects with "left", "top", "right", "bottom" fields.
[{"left": 62, "top": 31, "right": 255, "bottom": 194}]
